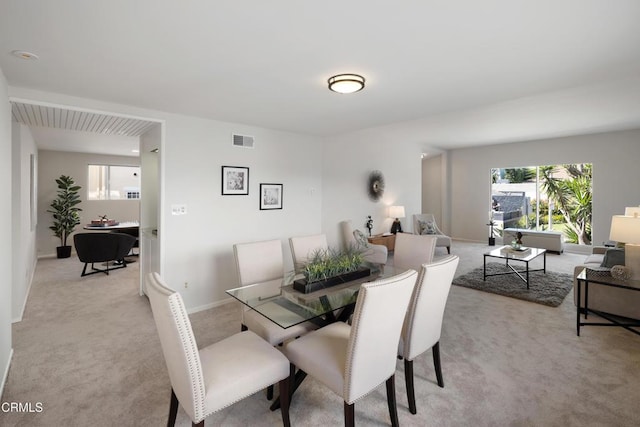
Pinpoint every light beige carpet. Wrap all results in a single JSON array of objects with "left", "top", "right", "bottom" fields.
[{"left": 1, "top": 242, "right": 639, "bottom": 426}]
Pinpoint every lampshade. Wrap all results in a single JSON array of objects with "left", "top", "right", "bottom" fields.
[
  {"left": 610, "top": 214, "right": 640, "bottom": 281},
  {"left": 610, "top": 215, "right": 640, "bottom": 244},
  {"left": 389, "top": 206, "right": 405, "bottom": 219},
  {"left": 327, "top": 74, "right": 365, "bottom": 94},
  {"left": 625, "top": 206, "right": 640, "bottom": 216}
]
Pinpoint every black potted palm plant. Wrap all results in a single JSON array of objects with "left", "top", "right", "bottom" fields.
[{"left": 47, "top": 175, "right": 82, "bottom": 258}]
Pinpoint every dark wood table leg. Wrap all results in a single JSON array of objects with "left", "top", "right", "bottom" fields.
[
  {"left": 270, "top": 369, "right": 307, "bottom": 411},
  {"left": 483, "top": 255, "right": 487, "bottom": 281},
  {"left": 576, "top": 279, "right": 581, "bottom": 336}
]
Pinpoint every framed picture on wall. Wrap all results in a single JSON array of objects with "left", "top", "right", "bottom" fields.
[
  {"left": 260, "top": 183, "right": 283, "bottom": 210},
  {"left": 221, "top": 166, "right": 249, "bottom": 195}
]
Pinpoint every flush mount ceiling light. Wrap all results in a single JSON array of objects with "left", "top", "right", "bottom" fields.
[
  {"left": 328, "top": 73, "right": 365, "bottom": 94},
  {"left": 11, "top": 50, "right": 39, "bottom": 60}
]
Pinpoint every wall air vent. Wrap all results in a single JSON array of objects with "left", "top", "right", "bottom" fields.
[{"left": 232, "top": 134, "right": 255, "bottom": 148}]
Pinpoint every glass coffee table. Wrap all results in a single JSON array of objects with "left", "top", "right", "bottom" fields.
[{"left": 483, "top": 246, "right": 546, "bottom": 289}]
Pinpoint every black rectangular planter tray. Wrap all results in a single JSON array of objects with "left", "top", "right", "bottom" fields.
[{"left": 293, "top": 267, "right": 371, "bottom": 294}]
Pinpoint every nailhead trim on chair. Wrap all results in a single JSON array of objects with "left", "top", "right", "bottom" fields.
[
  {"left": 343, "top": 270, "right": 416, "bottom": 404},
  {"left": 401, "top": 267, "right": 426, "bottom": 359},
  {"left": 168, "top": 293, "right": 206, "bottom": 423}
]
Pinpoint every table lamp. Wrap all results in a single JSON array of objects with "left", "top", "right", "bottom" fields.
[
  {"left": 389, "top": 206, "right": 405, "bottom": 234},
  {"left": 609, "top": 213, "right": 640, "bottom": 281},
  {"left": 625, "top": 206, "right": 640, "bottom": 216}
]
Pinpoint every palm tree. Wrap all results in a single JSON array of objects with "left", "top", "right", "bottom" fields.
[
  {"left": 504, "top": 167, "right": 536, "bottom": 183},
  {"left": 539, "top": 164, "right": 592, "bottom": 245}
]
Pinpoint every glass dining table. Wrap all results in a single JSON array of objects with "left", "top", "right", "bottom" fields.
[
  {"left": 226, "top": 263, "right": 400, "bottom": 411},
  {"left": 226, "top": 263, "right": 398, "bottom": 329}
]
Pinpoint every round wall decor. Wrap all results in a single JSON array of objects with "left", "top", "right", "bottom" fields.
[{"left": 367, "top": 170, "right": 385, "bottom": 201}]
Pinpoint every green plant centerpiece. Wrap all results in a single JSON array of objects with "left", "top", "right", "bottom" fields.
[
  {"left": 47, "top": 175, "right": 82, "bottom": 258},
  {"left": 293, "top": 245, "right": 370, "bottom": 294}
]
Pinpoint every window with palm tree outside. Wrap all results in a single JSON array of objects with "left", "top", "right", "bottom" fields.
[{"left": 490, "top": 164, "right": 592, "bottom": 246}]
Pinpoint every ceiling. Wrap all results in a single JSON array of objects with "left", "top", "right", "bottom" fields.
[
  {"left": 1, "top": 0, "right": 640, "bottom": 152},
  {"left": 10, "top": 101, "right": 156, "bottom": 156}
]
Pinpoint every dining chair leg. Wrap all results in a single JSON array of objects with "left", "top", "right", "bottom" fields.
[
  {"left": 168, "top": 388, "right": 179, "bottom": 427},
  {"left": 386, "top": 374, "right": 400, "bottom": 427},
  {"left": 279, "top": 377, "right": 291, "bottom": 427},
  {"left": 433, "top": 341, "right": 444, "bottom": 388},
  {"left": 192, "top": 422, "right": 204, "bottom": 427},
  {"left": 267, "top": 385, "right": 274, "bottom": 400},
  {"left": 344, "top": 402, "right": 355, "bottom": 427},
  {"left": 404, "top": 359, "right": 417, "bottom": 414}
]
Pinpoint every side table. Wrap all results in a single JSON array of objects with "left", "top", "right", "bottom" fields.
[
  {"left": 576, "top": 268, "right": 640, "bottom": 336},
  {"left": 368, "top": 234, "right": 396, "bottom": 251}
]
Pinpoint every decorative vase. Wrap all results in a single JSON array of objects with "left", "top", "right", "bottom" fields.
[{"left": 56, "top": 246, "right": 72, "bottom": 259}]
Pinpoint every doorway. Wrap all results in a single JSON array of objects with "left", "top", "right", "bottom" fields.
[{"left": 10, "top": 99, "right": 163, "bottom": 316}]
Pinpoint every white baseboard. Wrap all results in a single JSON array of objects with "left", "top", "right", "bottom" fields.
[
  {"left": 12, "top": 258, "right": 37, "bottom": 323},
  {"left": 187, "top": 297, "right": 235, "bottom": 314},
  {"left": 1, "top": 348, "right": 13, "bottom": 400}
]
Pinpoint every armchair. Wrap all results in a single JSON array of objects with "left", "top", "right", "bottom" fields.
[
  {"left": 339, "top": 220, "right": 388, "bottom": 266},
  {"left": 413, "top": 214, "right": 451, "bottom": 254}
]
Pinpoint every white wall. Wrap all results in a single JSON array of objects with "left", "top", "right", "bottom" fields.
[
  {"left": 161, "top": 117, "right": 322, "bottom": 310},
  {"left": 422, "top": 154, "right": 443, "bottom": 227},
  {"left": 37, "top": 150, "right": 141, "bottom": 257},
  {"left": 322, "top": 134, "right": 423, "bottom": 248},
  {"left": 11, "top": 123, "right": 38, "bottom": 322},
  {"left": 0, "top": 68, "right": 13, "bottom": 397},
  {"left": 448, "top": 129, "right": 640, "bottom": 245}
]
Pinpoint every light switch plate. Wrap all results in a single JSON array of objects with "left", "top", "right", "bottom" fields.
[{"left": 171, "top": 204, "right": 187, "bottom": 215}]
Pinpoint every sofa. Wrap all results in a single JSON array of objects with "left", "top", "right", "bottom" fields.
[
  {"left": 573, "top": 246, "right": 640, "bottom": 320},
  {"left": 503, "top": 228, "right": 564, "bottom": 254}
]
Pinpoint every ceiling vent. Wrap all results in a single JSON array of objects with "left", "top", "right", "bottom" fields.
[{"left": 232, "top": 134, "right": 254, "bottom": 148}]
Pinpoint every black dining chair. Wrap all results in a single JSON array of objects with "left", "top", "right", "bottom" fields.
[{"left": 73, "top": 232, "right": 136, "bottom": 277}]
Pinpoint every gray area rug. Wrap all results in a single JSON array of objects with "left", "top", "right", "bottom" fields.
[{"left": 453, "top": 262, "right": 573, "bottom": 307}]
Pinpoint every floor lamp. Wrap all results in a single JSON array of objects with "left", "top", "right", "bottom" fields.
[{"left": 609, "top": 213, "right": 640, "bottom": 281}]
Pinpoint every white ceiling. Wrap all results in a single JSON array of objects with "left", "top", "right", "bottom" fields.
[
  {"left": 10, "top": 101, "right": 156, "bottom": 156},
  {"left": 1, "top": 0, "right": 640, "bottom": 151}
]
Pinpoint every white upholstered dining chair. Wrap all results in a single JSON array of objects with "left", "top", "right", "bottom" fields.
[
  {"left": 393, "top": 232, "right": 437, "bottom": 272},
  {"left": 145, "top": 272, "right": 291, "bottom": 427},
  {"left": 233, "top": 239, "right": 317, "bottom": 399},
  {"left": 284, "top": 269, "right": 418, "bottom": 427},
  {"left": 399, "top": 255, "right": 459, "bottom": 414},
  {"left": 289, "top": 233, "right": 329, "bottom": 273}
]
